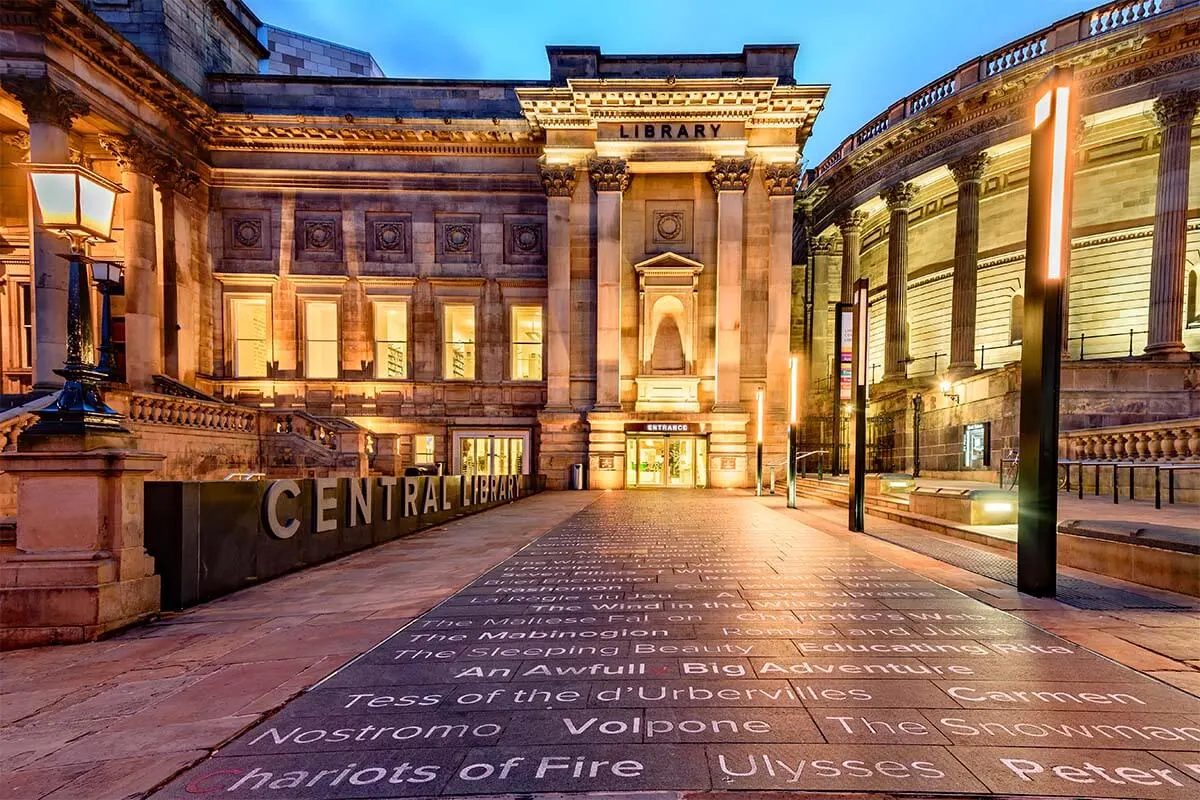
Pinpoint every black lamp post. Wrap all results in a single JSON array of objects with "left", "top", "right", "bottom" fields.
[
  {"left": 1017, "top": 67, "right": 1076, "bottom": 598},
  {"left": 23, "top": 163, "right": 128, "bottom": 437},
  {"left": 90, "top": 260, "right": 123, "bottom": 377},
  {"left": 911, "top": 393, "right": 923, "bottom": 478},
  {"left": 849, "top": 277, "right": 869, "bottom": 532}
]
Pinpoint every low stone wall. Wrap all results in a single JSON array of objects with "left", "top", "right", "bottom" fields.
[{"left": 145, "top": 474, "right": 540, "bottom": 610}]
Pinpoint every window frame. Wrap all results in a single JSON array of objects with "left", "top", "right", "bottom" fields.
[
  {"left": 441, "top": 302, "right": 477, "bottom": 381},
  {"left": 299, "top": 296, "right": 342, "bottom": 380},
  {"left": 509, "top": 303, "right": 544, "bottom": 382},
  {"left": 413, "top": 433, "right": 436, "bottom": 464},
  {"left": 372, "top": 299, "right": 410, "bottom": 380},
  {"left": 225, "top": 292, "right": 273, "bottom": 379}
]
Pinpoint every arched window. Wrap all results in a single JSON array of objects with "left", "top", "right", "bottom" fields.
[
  {"left": 1187, "top": 270, "right": 1199, "bottom": 329},
  {"left": 649, "top": 295, "right": 687, "bottom": 373},
  {"left": 1010, "top": 294, "right": 1024, "bottom": 345}
]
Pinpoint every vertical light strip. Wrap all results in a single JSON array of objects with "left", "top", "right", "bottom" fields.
[
  {"left": 756, "top": 387, "right": 764, "bottom": 444},
  {"left": 788, "top": 355, "right": 798, "bottom": 425},
  {"left": 1046, "top": 85, "right": 1071, "bottom": 281},
  {"left": 855, "top": 287, "right": 869, "bottom": 387}
]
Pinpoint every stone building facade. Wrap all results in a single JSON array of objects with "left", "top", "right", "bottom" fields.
[
  {"left": 1, "top": 0, "right": 1198, "bottom": 493},
  {"left": 796, "top": 0, "right": 1200, "bottom": 476}
]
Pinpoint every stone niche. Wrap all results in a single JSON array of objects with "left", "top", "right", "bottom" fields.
[{"left": 633, "top": 252, "right": 704, "bottom": 412}]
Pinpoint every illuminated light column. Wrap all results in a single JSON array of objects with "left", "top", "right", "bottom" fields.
[
  {"left": 835, "top": 209, "right": 867, "bottom": 303},
  {"left": 1017, "top": 67, "right": 1077, "bottom": 598},
  {"left": 154, "top": 161, "right": 200, "bottom": 380},
  {"left": 755, "top": 387, "right": 764, "bottom": 496},
  {"left": 102, "top": 134, "right": 166, "bottom": 389},
  {"left": 787, "top": 355, "right": 798, "bottom": 509},
  {"left": 1145, "top": 90, "right": 1199, "bottom": 358},
  {"left": 881, "top": 182, "right": 917, "bottom": 380},
  {"left": 764, "top": 163, "right": 800, "bottom": 454},
  {"left": 589, "top": 158, "right": 630, "bottom": 410},
  {"left": 2, "top": 76, "right": 89, "bottom": 389},
  {"left": 947, "top": 152, "right": 990, "bottom": 374},
  {"left": 849, "top": 277, "right": 869, "bottom": 532},
  {"left": 710, "top": 158, "right": 752, "bottom": 411},
  {"left": 540, "top": 162, "right": 578, "bottom": 408}
]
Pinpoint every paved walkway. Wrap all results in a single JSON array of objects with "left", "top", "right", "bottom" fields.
[
  {"left": 141, "top": 491, "right": 1199, "bottom": 799},
  {"left": 0, "top": 491, "right": 599, "bottom": 800}
]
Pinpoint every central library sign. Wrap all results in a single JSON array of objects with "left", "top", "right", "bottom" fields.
[{"left": 145, "top": 474, "right": 537, "bottom": 610}]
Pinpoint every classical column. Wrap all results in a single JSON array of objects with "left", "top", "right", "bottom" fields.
[
  {"left": 948, "top": 152, "right": 989, "bottom": 374},
  {"left": 1145, "top": 90, "right": 1199, "bottom": 358},
  {"left": 153, "top": 160, "right": 200, "bottom": 380},
  {"left": 102, "top": 135, "right": 166, "bottom": 388},
  {"left": 710, "top": 157, "right": 752, "bottom": 411},
  {"left": 540, "top": 162, "right": 577, "bottom": 409},
  {"left": 2, "top": 76, "right": 89, "bottom": 389},
  {"left": 881, "top": 181, "right": 917, "bottom": 381},
  {"left": 808, "top": 236, "right": 836, "bottom": 387},
  {"left": 835, "top": 209, "right": 867, "bottom": 303},
  {"left": 764, "top": 163, "right": 800, "bottom": 445},
  {"left": 589, "top": 158, "right": 630, "bottom": 410}
]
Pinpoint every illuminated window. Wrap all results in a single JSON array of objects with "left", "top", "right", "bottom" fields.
[
  {"left": 458, "top": 435, "right": 526, "bottom": 475},
  {"left": 17, "top": 282, "right": 32, "bottom": 369},
  {"left": 414, "top": 433, "right": 435, "bottom": 463},
  {"left": 1009, "top": 294, "right": 1024, "bottom": 345},
  {"left": 511, "top": 305, "right": 543, "bottom": 380},
  {"left": 374, "top": 301, "right": 408, "bottom": 378},
  {"left": 443, "top": 304, "right": 475, "bottom": 380},
  {"left": 304, "top": 300, "right": 339, "bottom": 379},
  {"left": 230, "top": 296, "right": 269, "bottom": 378}
]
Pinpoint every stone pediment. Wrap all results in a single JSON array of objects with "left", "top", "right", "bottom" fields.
[{"left": 634, "top": 251, "right": 705, "bottom": 277}]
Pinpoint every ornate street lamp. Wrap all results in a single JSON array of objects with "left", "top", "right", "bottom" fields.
[
  {"left": 90, "top": 260, "right": 124, "bottom": 377},
  {"left": 23, "top": 163, "right": 128, "bottom": 436},
  {"left": 1017, "top": 67, "right": 1076, "bottom": 598},
  {"left": 755, "top": 387, "right": 764, "bottom": 496}
]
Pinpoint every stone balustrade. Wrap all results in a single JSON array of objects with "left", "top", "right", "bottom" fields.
[
  {"left": 0, "top": 413, "right": 37, "bottom": 453},
  {"left": 269, "top": 410, "right": 339, "bottom": 451},
  {"left": 129, "top": 392, "right": 257, "bottom": 433},
  {"left": 805, "top": 0, "right": 1189, "bottom": 186},
  {"left": 1062, "top": 418, "right": 1200, "bottom": 461}
]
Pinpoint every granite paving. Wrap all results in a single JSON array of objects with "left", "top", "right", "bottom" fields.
[{"left": 149, "top": 490, "right": 1200, "bottom": 799}]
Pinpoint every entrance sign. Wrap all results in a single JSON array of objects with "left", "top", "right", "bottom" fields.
[{"left": 625, "top": 422, "right": 701, "bottom": 434}]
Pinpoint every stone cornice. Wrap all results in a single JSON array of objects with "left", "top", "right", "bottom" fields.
[
  {"left": 762, "top": 162, "right": 801, "bottom": 196},
  {"left": 3, "top": 0, "right": 215, "bottom": 142},
  {"left": 208, "top": 117, "right": 541, "bottom": 156},
  {"left": 709, "top": 157, "right": 752, "bottom": 192},
  {"left": 1, "top": 75, "right": 88, "bottom": 129},
  {"left": 538, "top": 162, "right": 577, "bottom": 197},
  {"left": 588, "top": 157, "right": 631, "bottom": 193}
]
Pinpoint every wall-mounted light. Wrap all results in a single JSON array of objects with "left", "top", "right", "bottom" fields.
[{"left": 939, "top": 379, "right": 960, "bottom": 405}]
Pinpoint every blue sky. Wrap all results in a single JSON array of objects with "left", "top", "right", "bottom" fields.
[{"left": 250, "top": 0, "right": 1092, "bottom": 163}]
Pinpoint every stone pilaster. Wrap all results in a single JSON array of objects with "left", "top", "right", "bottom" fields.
[
  {"left": 540, "top": 162, "right": 577, "bottom": 409},
  {"left": 809, "top": 236, "right": 836, "bottom": 388},
  {"left": 153, "top": 161, "right": 200, "bottom": 381},
  {"left": 101, "top": 134, "right": 167, "bottom": 388},
  {"left": 948, "top": 152, "right": 989, "bottom": 374},
  {"left": 2, "top": 76, "right": 89, "bottom": 389},
  {"left": 881, "top": 181, "right": 917, "bottom": 381},
  {"left": 835, "top": 209, "right": 867, "bottom": 303},
  {"left": 589, "top": 158, "right": 630, "bottom": 410},
  {"left": 1145, "top": 90, "right": 1198, "bottom": 358},
  {"left": 710, "top": 157, "right": 752, "bottom": 411},
  {"left": 763, "top": 163, "right": 799, "bottom": 458}
]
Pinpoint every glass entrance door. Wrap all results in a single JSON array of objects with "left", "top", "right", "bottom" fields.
[{"left": 626, "top": 435, "right": 706, "bottom": 488}]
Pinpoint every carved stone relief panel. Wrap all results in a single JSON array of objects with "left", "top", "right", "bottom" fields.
[
  {"left": 435, "top": 213, "right": 480, "bottom": 263},
  {"left": 645, "top": 200, "right": 694, "bottom": 255},
  {"left": 223, "top": 209, "right": 272, "bottom": 263},
  {"left": 294, "top": 211, "right": 343, "bottom": 262},
  {"left": 365, "top": 212, "right": 413, "bottom": 263},
  {"left": 503, "top": 214, "right": 546, "bottom": 264}
]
